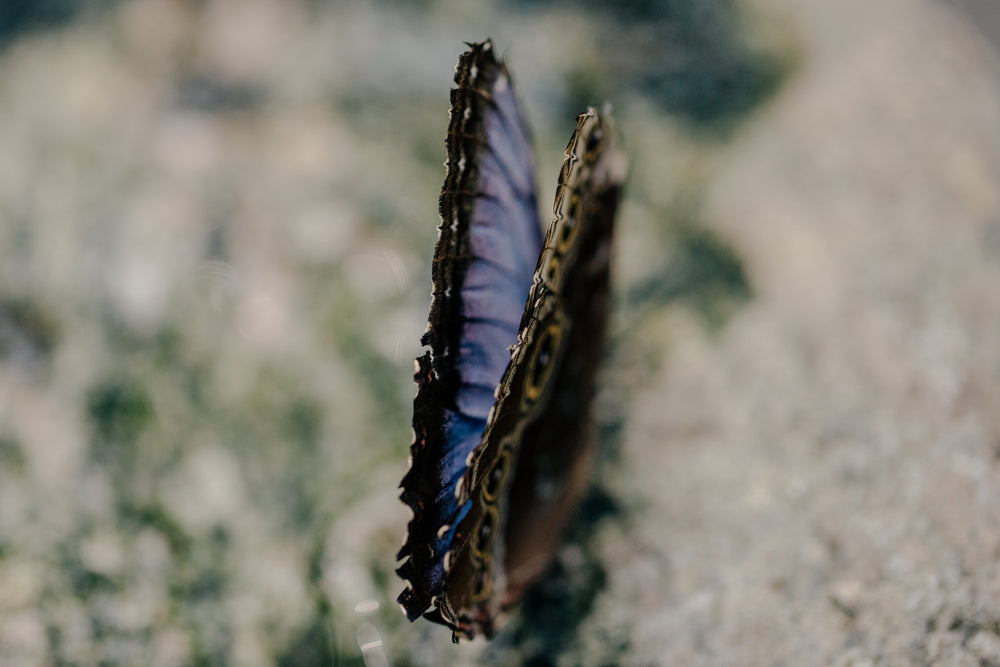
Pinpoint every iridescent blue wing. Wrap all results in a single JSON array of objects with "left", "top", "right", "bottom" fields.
[
  {"left": 436, "top": 108, "right": 626, "bottom": 640},
  {"left": 397, "top": 40, "right": 543, "bottom": 622}
]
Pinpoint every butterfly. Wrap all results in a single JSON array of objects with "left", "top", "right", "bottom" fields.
[{"left": 397, "top": 39, "right": 625, "bottom": 642}]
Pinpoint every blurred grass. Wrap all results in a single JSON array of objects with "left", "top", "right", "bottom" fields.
[
  {"left": 0, "top": 0, "right": 118, "bottom": 49},
  {"left": 625, "top": 211, "right": 753, "bottom": 331},
  {"left": 510, "top": 0, "right": 788, "bottom": 131},
  {"left": 0, "top": 296, "right": 61, "bottom": 370}
]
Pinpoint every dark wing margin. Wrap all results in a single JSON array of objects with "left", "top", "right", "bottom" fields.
[
  {"left": 435, "top": 108, "right": 627, "bottom": 640},
  {"left": 397, "top": 40, "right": 542, "bottom": 622}
]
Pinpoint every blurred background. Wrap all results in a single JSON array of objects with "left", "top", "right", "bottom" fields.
[{"left": 0, "top": 0, "right": 998, "bottom": 665}]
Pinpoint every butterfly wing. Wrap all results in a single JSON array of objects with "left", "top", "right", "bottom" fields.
[
  {"left": 436, "top": 108, "right": 627, "bottom": 640},
  {"left": 397, "top": 40, "right": 543, "bottom": 622}
]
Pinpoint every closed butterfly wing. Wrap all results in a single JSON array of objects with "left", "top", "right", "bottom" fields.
[
  {"left": 435, "top": 109, "right": 626, "bottom": 640},
  {"left": 397, "top": 40, "right": 543, "bottom": 623}
]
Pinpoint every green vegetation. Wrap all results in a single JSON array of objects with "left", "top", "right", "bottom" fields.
[{"left": 0, "top": 0, "right": 118, "bottom": 49}]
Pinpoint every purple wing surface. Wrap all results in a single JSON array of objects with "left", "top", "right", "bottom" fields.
[
  {"left": 398, "top": 39, "right": 626, "bottom": 643},
  {"left": 437, "top": 107, "right": 626, "bottom": 641},
  {"left": 397, "top": 39, "right": 543, "bottom": 622}
]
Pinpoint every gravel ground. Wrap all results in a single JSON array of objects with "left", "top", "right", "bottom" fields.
[
  {"left": 618, "top": 2, "right": 1000, "bottom": 664},
  {"left": 0, "top": 0, "right": 997, "bottom": 665}
]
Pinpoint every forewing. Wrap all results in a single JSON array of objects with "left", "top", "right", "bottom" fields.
[{"left": 397, "top": 40, "right": 543, "bottom": 622}]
